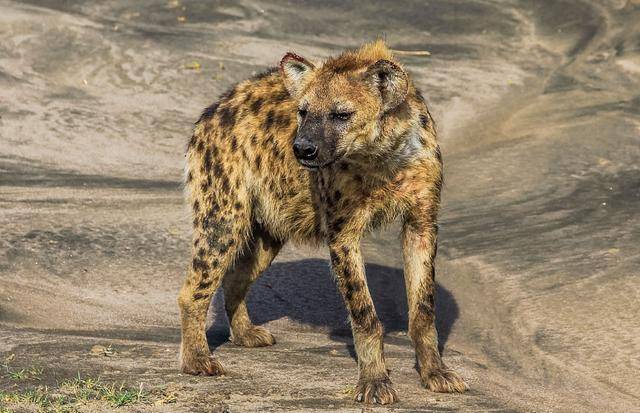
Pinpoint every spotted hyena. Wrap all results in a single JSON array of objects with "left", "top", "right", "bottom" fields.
[{"left": 178, "top": 40, "right": 467, "bottom": 404}]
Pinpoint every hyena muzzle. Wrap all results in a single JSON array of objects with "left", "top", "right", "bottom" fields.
[{"left": 178, "top": 40, "right": 467, "bottom": 405}]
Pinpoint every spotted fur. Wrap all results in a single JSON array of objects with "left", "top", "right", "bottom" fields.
[{"left": 177, "top": 40, "right": 467, "bottom": 405}]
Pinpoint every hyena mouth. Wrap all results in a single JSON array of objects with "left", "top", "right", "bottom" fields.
[
  {"left": 299, "top": 162, "right": 320, "bottom": 170},
  {"left": 297, "top": 157, "right": 339, "bottom": 170}
]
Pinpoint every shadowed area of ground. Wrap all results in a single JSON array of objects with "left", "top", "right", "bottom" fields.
[{"left": 1, "top": 0, "right": 639, "bottom": 412}]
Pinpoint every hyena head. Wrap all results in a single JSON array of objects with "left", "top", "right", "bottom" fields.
[{"left": 280, "top": 40, "right": 409, "bottom": 169}]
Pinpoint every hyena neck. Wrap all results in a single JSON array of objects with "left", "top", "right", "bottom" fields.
[
  {"left": 351, "top": 119, "right": 424, "bottom": 181},
  {"left": 385, "top": 122, "right": 426, "bottom": 168},
  {"left": 312, "top": 158, "right": 391, "bottom": 198}
]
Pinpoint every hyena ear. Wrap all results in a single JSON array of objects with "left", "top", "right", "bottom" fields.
[
  {"left": 364, "top": 59, "right": 409, "bottom": 112},
  {"left": 280, "top": 52, "right": 315, "bottom": 97}
]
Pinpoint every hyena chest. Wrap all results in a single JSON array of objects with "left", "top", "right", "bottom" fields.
[
  {"left": 254, "top": 173, "right": 323, "bottom": 243},
  {"left": 259, "top": 168, "right": 405, "bottom": 244},
  {"left": 312, "top": 169, "right": 405, "bottom": 239}
]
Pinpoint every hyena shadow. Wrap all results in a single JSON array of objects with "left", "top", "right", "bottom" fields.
[{"left": 207, "top": 258, "right": 458, "bottom": 359}]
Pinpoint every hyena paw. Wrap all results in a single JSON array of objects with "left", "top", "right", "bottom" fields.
[
  {"left": 180, "top": 350, "right": 225, "bottom": 376},
  {"left": 355, "top": 376, "right": 399, "bottom": 405},
  {"left": 422, "top": 368, "right": 468, "bottom": 393},
  {"left": 231, "top": 325, "right": 276, "bottom": 347}
]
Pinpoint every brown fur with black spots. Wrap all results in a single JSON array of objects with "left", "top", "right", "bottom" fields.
[{"left": 178, "top": 40, "right": 467, "bottom": 405}]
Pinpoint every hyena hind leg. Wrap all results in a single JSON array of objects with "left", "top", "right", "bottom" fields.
[
  {"left": 178, "top": 210, "right": 248, "bottom": 376},
  {"left": 222, "top": 224, "right": 283, "bottom": 347}
]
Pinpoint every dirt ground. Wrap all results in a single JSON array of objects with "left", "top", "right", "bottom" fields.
[{"left": 1, "top": 0, "right": 639, "bottom": 412}]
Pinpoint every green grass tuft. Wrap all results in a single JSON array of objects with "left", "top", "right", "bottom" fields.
[
  {"left": 0, "top": 355, "right": 161, "bottom": 412},
  {"left": 1, "top": 372, "right": 150, "bottom": 412}
]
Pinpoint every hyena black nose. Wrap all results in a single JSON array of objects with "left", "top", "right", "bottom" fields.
[{"left": 293, "top": 141, "right": 318, "bottom": 160}]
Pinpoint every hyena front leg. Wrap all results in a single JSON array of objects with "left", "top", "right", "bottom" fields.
[
  {"left": 402, "top": 202, "right": 468, "bottom": 393},
  {"left": 223, "top": 224, "right": 282, "bottom": 347},
  {"left": 329, "top": 236, "right": 398, "bottom": 405},
  {"left": 178, "top": 207, "right": 247, "bottom": 376}
]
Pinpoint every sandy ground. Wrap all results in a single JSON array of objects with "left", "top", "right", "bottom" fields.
[{"left": 1, "top": 0, "right": 639, "bottom": 412}]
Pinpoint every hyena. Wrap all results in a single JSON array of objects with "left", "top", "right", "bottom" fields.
[{"left": 178, "top": 40, "right": 467, "bottom": 404}]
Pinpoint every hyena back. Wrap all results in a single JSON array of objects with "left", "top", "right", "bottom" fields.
[{"left": 178, "top": 40, "right": 467, "bottom": 405}]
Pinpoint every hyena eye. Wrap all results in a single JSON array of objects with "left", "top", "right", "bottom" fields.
[
  {"left": 297, "top": 108, "right": 308, "bottom": 118},
  {"left": 332, "top": 112, "right": 353, "bottom": 121}
]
